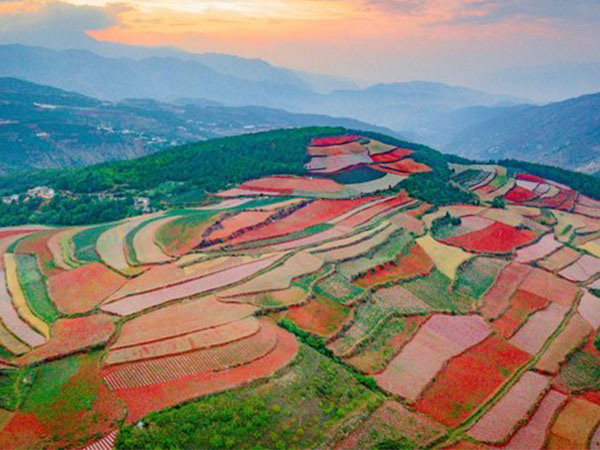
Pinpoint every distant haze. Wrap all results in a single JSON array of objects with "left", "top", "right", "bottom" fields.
[{"left": 0, "top": 0, "right": 599, "bottom": 102}]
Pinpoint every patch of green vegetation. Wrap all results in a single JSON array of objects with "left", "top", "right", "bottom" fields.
[
  {"left": 0, "top": 367, "right": 35, "bottom": 410},
  {"left": 313, "top": 272, "right": 365, "bottom": 304},
  {"left": 402, "top": 270, "right": 474, "bottom": 313},
  {"left": 154, "top": 211, "right": 216, "bottom": 252},
  {"left": 329, "top": 166, "right": 385, "bottom": 184},
  {"left": 72, "top": 222, "right": 117, "bottom": 263},
  {"left": 59, "top": 232, "right": 79, "bottom": 268},
  {"left": 124, "top": 217, "right": 158, "bottom": 266},
  {"left": 595, "top": 334, "right": 600, "bottom": 352},
  {"left": 398, "top": 172, "right": 477, "bottom": 207},
  {"left": 22, "top": 356, "right": 81, "bottom": 412},
  {"left": 556, "top": 350, "right": 600, "bottom": 391},
  {"left": 373, "top": 437, "right": 417, "bottom": 449},
  {"left": 14, "top": 254, "right": 59, "bottom": 323},
  {"left": 453, "top": 257, "right": 506, "bottom": 301},
  {"left": 292, "top": 265, "right": 331, "bottom": 291},
  {"left": 451, "top": 169, "right": 482, "bottom": 185},
  {"left": 115, "top": 345, "right": 381, "bottom": 449},
  {"left": 491, "top": 196, "right": 506, "bottom": 209},
  {"left": 431, "top": 212, "right": 462, "bottom": 239}
]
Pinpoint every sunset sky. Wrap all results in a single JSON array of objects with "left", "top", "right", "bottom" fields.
[{"left": 0, "top": 0, "right": 599, "bottom": 85}]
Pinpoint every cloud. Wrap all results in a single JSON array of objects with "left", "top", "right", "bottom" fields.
[{"left": 0, "top": 1, "right": 117, "bottom": 48}]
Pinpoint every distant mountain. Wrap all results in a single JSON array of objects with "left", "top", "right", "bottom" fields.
[
  {"left": 439, "top": 92, "right": 600, "bottom": 173},
  {"left": 0, "top": 77, "right": 396, "bottom": 173}
]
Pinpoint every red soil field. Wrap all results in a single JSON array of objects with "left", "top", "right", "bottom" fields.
[
  {"left": 240, "top": 176, "right": 346, "bottom": 193},
  {"left": 355, "top": 244, "right": 434, "bottom": 288},
  {"left": 14, "top": 230, "right": 63, "bottom": 277},
  {"left": 280, "top": 296, "right": 350, "bottom": 337},
  {"left": 504, "top": 185, "right": 537, "bottom": 203},
  {"left": 337, "top": 191, "right": 411, "bottom": 228},
  {"left": 0, "top": 229, "right": 36, "bottom": 240},
  {"left": 370, "top": 148, "right": 413, "bottom": 163},
  {"left": 110, "top": 323, "right": 299, "bottom": 423},
  {"left": 310, "top": 135, "right": 361, "bottom": 146},
  {"left": 414, "top": 334, "right": 530, "bottom": 427},
  {"left": 16, "top": 314, "right": 117, "bottom": 365},
  {"left": 491, "top": 289, "right": 549, "bottom": 339},
  {"left": 519, "top": 267, "right": 578, "bottom": 307},
  {"left": 516, "top": 173, "right": 546, "bottom": 183},
  {"left": 376, "top": 158, "right": 431, "bottom": 174},
  {"left": 48, "top": 263, "right": 127, "bottom": 314},
  {"left": 206, "top": 211, "right": 273, "bottom": 241},
  {"left": 480, "top": 263, "right": 532, "bottom": 320},
  {"left": 229, "top": 198, "right": 373, "bottom": 245},
  {"left": 539, "top": 189, "right": 577, "bottom": 210},
  {"left": 442, "top": 221, "right": 537, "bottom": 253}
]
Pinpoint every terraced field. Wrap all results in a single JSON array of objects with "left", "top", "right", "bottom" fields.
[{"left": 1, "top": 132, "right": 600, "bottom": 449}]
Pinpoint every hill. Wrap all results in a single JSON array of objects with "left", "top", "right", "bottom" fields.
[
  {"left": 437, "top": 92, "right": 600, "bottom": 173},
  {"left": 0, "top": 77, "right": 396, "bottom": 173},
  {"left": 0, "top": 129, "right": 599, "bottom": 449}
]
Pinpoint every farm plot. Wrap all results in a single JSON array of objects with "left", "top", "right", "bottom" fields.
[
  {"left": 0, "top": 269, "right": 45, "bottom": 350},
  {"left": 71, "top": 223, "right": 116, "bottom": 263},
  {"left": 374, "top": 285, "right": 432, "bottom": 314},
  {"left": 388, "top": 211, "right": 425, "bottom": 234},
  {"left": 519, "top": 266, "right": 579, "bottom": 307},
  {"left": 204, "top": 210, "right": 274, "bottom": 242},
  {"left": 317, "top": 223, "right": 398, "bottom": 263},
  {"left": 363, "top": 139, "right": 396, "bottom": 155},
  {"left": 241, "top": 175, "right": 347, "bottom": 194},
  {"left": 538, "top": 246, "right": 581, "bottom": 272},
  {"left": 16, "top": 314, "right": 117, "bottom": 365},
  {"left": 559, "top": 254, "right": 600, "bottom": 282},
  {"left": 491, "top": 290, "right": 549, "bottom": 339},
  {"left": 468, "top": 371, "right": 548, "bottom": 443},
  {"left": 453, "top": 257, "right": 506, "bottom": 301},
  {"left": 310, "top": 135, "right": 361, "bottom": 147},
  {"left": 375, "top": 314, "right": 491, "bottom": 401},
  {"left": 327, "top": 299, "right": 393, "bottom": 357},
  {"left": 48, "top": 263, "right": 127, "bottom": 314},
  {"left": 442, "top": 221, "right": 537, "bottom": 254},
  {"left": 416, "top": 235, "right": 472, "bottom": 280},
  {"left": 132, "top": 216, "right": 179, "bottom": 264},
  {"left": 46, "top": 227, "right": 81, "bottom": 270},
  {"left": 555, "top": 335, "right": 600, "bottom": 392},
  {"left": 109, "top": 297, "right": 257, "bottom": 349},
  {"left": 270, "top": 226, "right": 348, "bottom": 251},
  {"left": 312, "top": 271, "right": 364, "bottom": 305},
  {"left": 96, "top": 217, "right": 153, "bottom": 276},
  {"left": 13, "top": 254, "right": 58, "bottom": 324},
  {"left": 307, "top": 140, "right": 366, "bottom": 156},
  {"left": 13, "top": 230, "right": 62, "bottom": 277},
  {"left": 103, "top": 317, "right": 278, "bottom": 390},
  {"left": 155, "top": 211, "right": 217, "bottom": 256},
  {"left": 223, "top": 286, "right": 309, "bottom": 309},
  {"left": 278, "top": 296, "right": 350, "bottom": 337},
  {"left": 336, "top": 193, "right": 412, "bottom": 228},
  {"left": 515, "top": 233, "right": 562, "bottom": 263},
  {"left": 504, "top": 185, "right": 537, "bottom": 203},
  {"left": 3, "top": 254, "right": 49, "bottom": 338},
  {"left": 345, "top": 173, "right": 407, "bottom": 194},
  {"left": 415, "top": 334, "right": 530, "bottom": 427},
  {"left": 548, "top": 397, "right": 600, "bottom": 449},
  {"left": 370, "top": 147, "right": 413, "bottom": 163},
  {"left": 218, "top": 251, "right": 323, "bottom": 297},
  {"left": 337, "top": 230, "right": 412, "bottom": 279},
  {"left": 105, "top": 317, "right": 260, "bottom": 366},
  {"left": 535, "top": 313, "right": 592, "bottom": 373},
  {"left": 402, "top": 270, "right": 476, "bottom": 313},
  {"left": 306, "top": 152, "right": 372, "bottom": 174},
  {"left": 345, "top": 315, "right": 427, "bottom": 374},
  {"left": 101, "top": 254, "right": 280, "bottom": 316},
  {"left": 228, "top": 198, "right": 372, "bottom": 246},
  {"left": 337, "top": 400, "right": 444, "bottom": 449},
  {"left": 503, "top": 389, "right": 567, "bottom": 450},
  {"left": 376, "top": 158, "right": 430, "bottom": 174},
  {"left": 480, "top": 263, "right": 533, "bottom": 320},
  {"left": 355, "top": 243, "right": 434, "bottom": 289},
  {"left": 311, "top": 220, "right": 389, "bottom": 253},
  {"left": 509, "top": 302, "right": 569, "bottom": 355},
  {"left": 579, "top": 291, "right": 600, "bottom": 329}
]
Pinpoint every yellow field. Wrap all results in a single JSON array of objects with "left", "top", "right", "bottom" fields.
[
  {"left": 416, "top": 235, "right": 472, "bottom": 280},
  {"left": 4, "top": 254, "right": 50, "bottom": 338}
]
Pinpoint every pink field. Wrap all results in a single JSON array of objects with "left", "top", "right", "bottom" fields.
[
  {"left": 481, "top": 263, "right": 533, "bottom": 320},
  {"left": 112, "top": 323, "right": 298, "bottom": 423},
  {"left": 206, "top": 211, "right": 273, "bottom": 241},
  {"left": 111, "top": 297, "right": 257, "bottom": 349},
  {"left": 337, "top": 192, "right": 412, "bottom": 228},
  {"left": 509, "top": 302, "right": 569, "bottom": 354},
  {"left": 519, "top": 267, "right": 578, "bottom": 307},
  {"left": 536, "top": 313, "right": 592, "bottom": 373},
  {"left": 240, "top": 176, "right": 346, "bottom": 193},
  {"left": 559, "top": 254, "right": 600, "bottom": 282},
  {"left": 375, "top": 314, "right": 491, "bottom": 400},
  {"left": 101, "top": 254, "right": 280, "bottom": 315},
  {"left": 515, "top": 234, "right": 563, "bottom": 263},
  {"left": 270, "top": 227, "right": 347, "bottom": 251},
  {"left": 592, "top": 423, "right": 600, "bottom": 450},
  {"left": 504, "top": 389, "right": 567, "bottom": 450},
  {"left": 310, "top": 135, "right": 361, "bottom": 146},
  {"left": 579, "top": 291, "right": 600, "bottom": 329},
  {"left": 106, "top": 317, "right": 261, "bottom": 366},
  {"left": 0, "top": 271, "right": 45, "bottom": 347},
  {"left": 369, "top": 148, "right": 413, "bottom": 163},
  {"left": 103, "top": 318, "right": 277, "bottom": 389},
  {"left": 228, "top": 198, "right": 373, "bottom": 245},
  {"left": 468, "top": 371, "right": 548, "bottom": 443},
  {"left": 455, "top": 215, "right": 495, "bottom": 234},
  {"left": 306, "top": 153, "right": 372, "bottom": 174},
  {"left": 388, "top": 212, "right": 425, "bottom": 234}
]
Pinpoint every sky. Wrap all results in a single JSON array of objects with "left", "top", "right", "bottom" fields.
[{"left": 0, "top": 0, "right": 599, "bottom": 87}]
